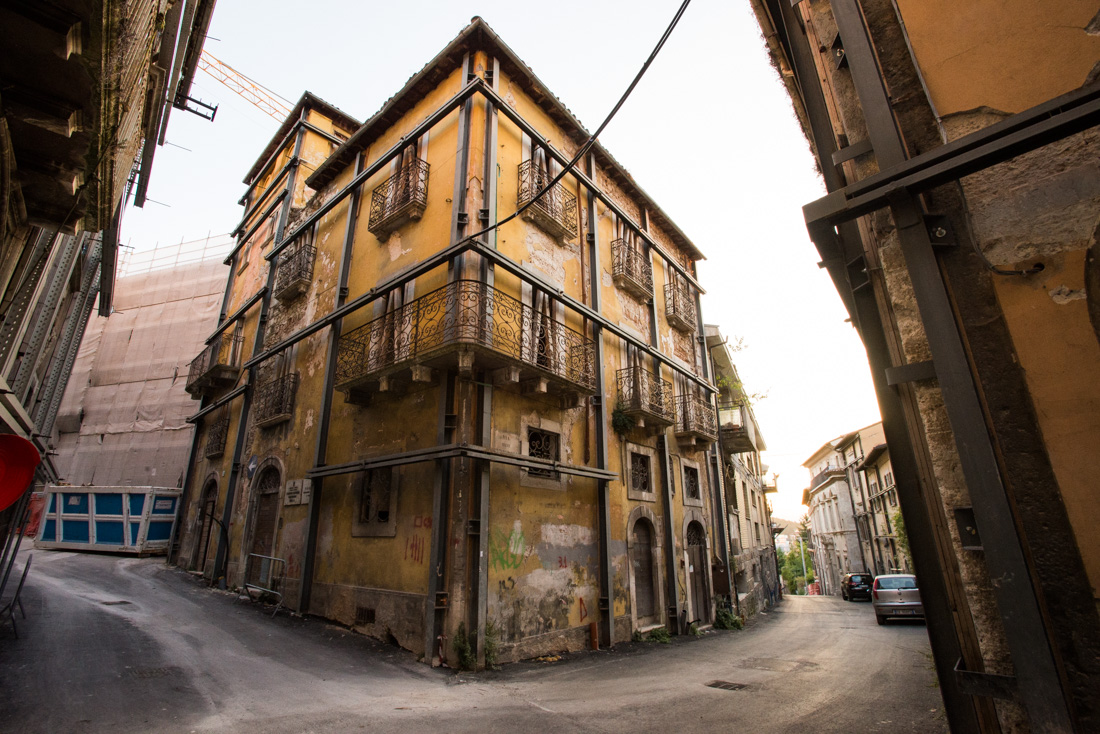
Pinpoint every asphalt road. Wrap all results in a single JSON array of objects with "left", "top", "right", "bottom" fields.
[{"left": 0, "top": 549, "right": 945, "bottom": 733}]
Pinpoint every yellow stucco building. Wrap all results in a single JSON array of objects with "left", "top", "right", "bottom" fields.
[{"left": 173, "top": 18, "right": 734, "bottom": 667}]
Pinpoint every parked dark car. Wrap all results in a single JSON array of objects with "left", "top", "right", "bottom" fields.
[
  {"left": 840, "top": 572, "right": 872, "bottom": 601},
  {"left": 872, "top": 574, "right": 924, "bottom": 624}
]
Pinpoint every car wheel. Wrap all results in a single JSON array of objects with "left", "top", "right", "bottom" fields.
[{"left": 876, "top": 615, "right": 885, "bottom": 625}]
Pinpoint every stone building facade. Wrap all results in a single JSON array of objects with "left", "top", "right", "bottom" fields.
[
  {"left": 706, "top": 325, "right": 777, "bottom": 618},
  {"left": 751, "top": 0, "right": 1100, "bottom": 729},
  {"left": 173, "top": 19, "right": 739, "bottom": 667}
]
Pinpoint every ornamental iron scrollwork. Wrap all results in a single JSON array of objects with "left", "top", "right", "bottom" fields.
[
  {"left": 611, "top": 239, "right": 653, "bottom": 299},
  {"left": 186, "top": 330, "right": 244, "bottom": 395},
  {"left": 336, "top": 280, "right": 595, "bottom": 393},
  {"left": 518, "top": 160, "right": 577, "bottom": 239},
  {"left": 253, "top": 372, "right": 300, "bottom": 428},
  {"left": 675, "top": 393, "right": 718, "bottom": 441},
  {"left": 665, "top": 274, "right": 697, "bottom": 333},
  {"left": 684, "top": 466, "right": 701, "bottom": 500},
  {"left": 273, "top": 243, "right": 316, "bottom": 302},
  {"left": 630, "top": 452, "right": 652, "bottom": 494},
  {"left": 204, "top": 410, "right": 229, "bottom": 459},
  {"left": 368, "top": 158, "right": 430, "bottom": 238},
  {"left": 527, "top": 427, "right": 560, "bottom": 479},
  {"left": 616, "top": 366, "right": 674, "bottom": 424}
]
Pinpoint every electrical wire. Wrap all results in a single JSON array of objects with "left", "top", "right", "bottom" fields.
[{"left": 457, "top": 0, "right": 693, "bottom": 248}]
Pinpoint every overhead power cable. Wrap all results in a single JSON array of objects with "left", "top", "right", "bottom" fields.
[{"left": 458, "top": 0, "right": 693, "bottom": 248}]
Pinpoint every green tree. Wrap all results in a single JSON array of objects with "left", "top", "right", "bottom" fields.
[
  {"left": 780, "top": 535, "right": 814, "bottom": 594},
  {"left": 892, "top": 509, "right": 912, "bottom": 569}
]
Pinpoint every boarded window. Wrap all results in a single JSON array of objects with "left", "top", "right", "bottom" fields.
[{"left": 352, "top": 468, "right": 398, "bottom": 537}]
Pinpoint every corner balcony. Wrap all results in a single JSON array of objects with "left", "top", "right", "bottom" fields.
[
  {"left": 253, "top": 372, "right": 299, "bottom": 429},
  {"left": 810, "top": 464, "right": 847, "bottom": 491},
  {"left": 674, "top": 394, "right": 717, "bottom": 448},
  {"left": 335, "top": 280, "right": 596, "bottom": 404},
  {"left": 204, "top": 412, "right": 229, "bottom": 459},
  {"left": 186, "top": 332, "right": 244, "bottom": 398},
  {"left": 518, "top": 160, "right": 577, "bottom": 241},
  {"left": 718, "top": 401, "right": 758, "bottom": 454},
  {"left": 611, "top": 240, "right": 653, "bottom": 301},
  {"left": 273, "top": 243, "right": 315, "bottom": 303},
  {"left": 367, "top": 158, "right": 429, "bottom": 241},
  {"left": 665, "top": 278, "right": 697, "bottom": 333},
  {"left": 616, "top": 366, "right": 674, "bottom": 429}
]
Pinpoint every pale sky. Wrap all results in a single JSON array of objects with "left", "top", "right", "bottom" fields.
[{"left": 121, "top": 0, "right": 882, "bottom": 521}]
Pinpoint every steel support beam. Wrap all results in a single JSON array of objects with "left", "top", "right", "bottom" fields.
[
  {"left": 587, "top": 150, "right": 615, "bottom": 648},
  {"left": 298, "top": 147, "right": 365, "bottom": 615},
  {"left": 828, "top": 1, "right": 1073, "bottom": 728},
  {"left": 765, "top": 0, "right": 986, "bottom": 729}
]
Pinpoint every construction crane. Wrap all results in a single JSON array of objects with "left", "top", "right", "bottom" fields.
[{"left": 197, "top": 50, "right": 293, "bottom": 122}]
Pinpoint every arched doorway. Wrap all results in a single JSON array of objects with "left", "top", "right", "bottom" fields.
[
  {"left": 247, "top": 466, "right": 282, "bottom": 585},
  {"left": 192, "top": 478, "right": 218, "bottom": 576},
  {"left": 686, "top": 521, "right": 710, "bottom": 624},
  {"left": 631, "top": 518, "right": 658, "bottom": 625}
]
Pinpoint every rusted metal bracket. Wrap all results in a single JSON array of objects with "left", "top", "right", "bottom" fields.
[
  {"left": 954, "top": 658, "right": 1017, "bottom": 701},
  {"left": 885, "top": 360, "right": 936, "bottom": 386}
]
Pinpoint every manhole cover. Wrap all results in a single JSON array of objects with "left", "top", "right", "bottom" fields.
[{"left": 705, "top": 680, "right": 747, "bottom": 691}]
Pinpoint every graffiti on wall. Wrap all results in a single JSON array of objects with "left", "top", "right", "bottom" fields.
[{"left": 489, "top": 526, "right": 529, "bottom": 571}]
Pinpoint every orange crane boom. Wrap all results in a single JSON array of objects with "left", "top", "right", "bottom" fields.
[{"left": 198, "top": 50, "right": 293, "bottom": 122}]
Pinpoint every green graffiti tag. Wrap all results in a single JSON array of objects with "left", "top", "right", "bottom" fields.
[{"left": 489, "top": 528, "right": 527, "bottom": 571}]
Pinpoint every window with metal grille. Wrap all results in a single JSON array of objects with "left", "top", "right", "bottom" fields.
[
  {"left": 527, "top": 427, "right": 559, "bottom": 479},
  {"left": 352, "top": 468, "right": 397, "bottom": 537},
  {"left": 684, "top": 466, "right": 700, "bottom": 500},
  {"left": 630, "top": 452, "right": 651, "bottom": 494}
]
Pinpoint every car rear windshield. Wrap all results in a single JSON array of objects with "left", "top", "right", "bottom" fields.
[
  {"left": 878, "top": 576, "right": 917, "bottom": 589},
  {"left": 850, "top": 575, "right": 865, "bottom": 583}
]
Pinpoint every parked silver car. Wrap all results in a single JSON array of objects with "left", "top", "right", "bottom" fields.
[{"left": 872, "top": 574, "right": 923, "bottom": 625}]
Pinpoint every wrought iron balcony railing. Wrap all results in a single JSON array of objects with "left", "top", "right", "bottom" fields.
[
  {"left": 273, "top": 243, "right": 316, "bottom": 302},
  {"left": 367, "top": 158, "right": 429, "bottom": 241},
  {"left": 335, "top": 280, "right": 596, "bottom": 397},
  {"left": 186, "top": 331, "right": 244, "bottom": 397},
  {"left": 611, "top": 240, "right": 653, "bottom": 300},
  {"left": 518, "top": 160, "right": 577, "bottom": 241},
  {"left": 674, "top": 393, "right": 718, "bottom": 444},
  {"left": 616, "top": 366, "right": 674, "bottom": 427},
  {"left": 664, "top": 276, "right": 697, "bottom": 333},
  {"left": 253, "top": 372, "right": 300, "bottom": 428},
  {"left": 204, "top": 412, "right": 229, "bottom": 459}
]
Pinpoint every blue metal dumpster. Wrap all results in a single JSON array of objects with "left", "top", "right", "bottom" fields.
[{"left": 35, "top": 486, "right": 181, "bottom": 555}]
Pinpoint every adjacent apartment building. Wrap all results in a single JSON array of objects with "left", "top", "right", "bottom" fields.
[
  {"left": 801, "top": 422, "right": 883, "bottom": 593},
  {"left": 172, "top": 18, "right": 743, "bottom": 667},
  {"left": 706, "top": 325, "right": 778, "bottom": 617},
  {"left": 751, "top": 0, "right": 1100, "bottom": 729},
  {"left": 0, "top": 2, "right": 216, "bottom": 544}
]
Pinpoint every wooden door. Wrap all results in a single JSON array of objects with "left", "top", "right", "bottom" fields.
[
  {"left": 194, "top": 481, "right": 217, "bottom": 575},
  {"left": 632, "top": 520, "right": 657, "bottom": 623},
  {"left": 687, "top": 522, "right": 710, "bottom": 624},
  {"left": 248, "top": 469, "right": 281, "bottom": 585}
]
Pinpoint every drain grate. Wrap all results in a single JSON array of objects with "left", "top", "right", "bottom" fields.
[
  {"left": 705, "top": 680, "right": 747, "bottom": 691},
  {"left": 102, "top": 600, "right": 132, "bottom": 606},
  {"left": 128, "top": 667, "right": 179, "bottom": 679}
]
